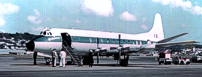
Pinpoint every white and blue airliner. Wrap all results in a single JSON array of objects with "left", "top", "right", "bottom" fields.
[{"left": 26, "top": 13, "right": 198, "bottom": 66}]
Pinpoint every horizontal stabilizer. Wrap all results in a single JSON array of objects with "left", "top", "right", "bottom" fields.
[
  {"left": 157, "top": 33, "right": 188, "bottom": 43},
  {"left": 156, "top": 41, "right": 199, "bottom": 47}
]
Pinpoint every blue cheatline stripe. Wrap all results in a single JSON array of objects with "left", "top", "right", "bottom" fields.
[
  {"left": 34, "top": 36, "right": 62, "bottom": 42},
  {"left": 34, "top": 36, "right": 155, "bottom": 44},
  {"left": 71, "top": 36, "right": 151, "bottom": 44}
]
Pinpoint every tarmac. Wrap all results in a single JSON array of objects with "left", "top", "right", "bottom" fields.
[{"left": 1, "top": 55, "right": 202, "bottom": 77}]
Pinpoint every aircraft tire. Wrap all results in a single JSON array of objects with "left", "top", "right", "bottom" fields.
[
  {"left": 120, "top": 59, "right": 128, "bottom": 66},
  {"left": 44, "top": 57, "right": 51, "bottom": 65},
  {"left": 180, "top": 61, "right": 184, "bottom": 65},
  {"left": 46, "top": 61, "right": 50, "bottom": 65}
]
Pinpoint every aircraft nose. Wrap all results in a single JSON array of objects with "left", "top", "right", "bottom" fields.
[{"left": 26, "top": 40, "right": 35, "bottom": 51}]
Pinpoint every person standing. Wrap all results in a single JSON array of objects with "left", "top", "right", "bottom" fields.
[
  {"left": 52, "top": 49, "right": 57, "bottom": 67},
  {"left": 89, "top": 50, "right": 94, "bottom": 67},
  {"left": 59, "top": 49, "right": 66, "bottom": 67}
]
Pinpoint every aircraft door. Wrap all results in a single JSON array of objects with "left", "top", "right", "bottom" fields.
[{"left": 61, "top": 33, "right": 72, "bottom": 47}]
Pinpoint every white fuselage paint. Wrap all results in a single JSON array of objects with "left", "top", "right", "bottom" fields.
[{"left": 33, "top": 13, "right": 164, "bottom": 56}]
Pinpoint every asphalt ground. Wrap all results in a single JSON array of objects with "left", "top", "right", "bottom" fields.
[{"left": 1, "top": 55, "right": 202, "bottom": 77}]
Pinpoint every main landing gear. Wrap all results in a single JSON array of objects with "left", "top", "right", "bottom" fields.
[
  {"left": 33, "top": 52, "right": 37, "bottom": 65},
  {"left": 82, "top": 56, "right": 91, "bottom": 65},
  {"left": 119, "top": 55, "right": 129, "bottom": 66},
  {"left": 33, "top": 52, "right": 52, "bottom": 65},
  {"left": 82, "top": 55, "right": 130, "bottom": 66},
  {"left": 44, "top": 57, "right": 51, "bottom": 65}
]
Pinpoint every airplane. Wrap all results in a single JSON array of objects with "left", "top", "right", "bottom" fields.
[{"left": 26, "top": 13, "right": 199, "bottom": 66}]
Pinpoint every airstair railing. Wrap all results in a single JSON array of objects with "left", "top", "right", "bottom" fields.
[{"left": 62, "top": 40, "right": 82, "bottom": 66}]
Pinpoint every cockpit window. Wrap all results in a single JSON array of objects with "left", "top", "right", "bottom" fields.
[
  {"left": 43, "top": 31, "right": 46, "bottom": 35},
  {"left": 50, "top": 32, "right": 52, "bottom": 35},
  {"left": 40, "top": 30, "right": 52, "bottom": 36},
  {"left": 40, "top": 31, "right": 43, "bottom": 35}
]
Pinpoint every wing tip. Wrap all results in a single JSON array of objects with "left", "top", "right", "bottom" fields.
[
  {"left": 192, "top": 40, "right": 200, "bottom": 43},
  {"left": 186, "top": 40, "right": 200, "bottom": 43}
]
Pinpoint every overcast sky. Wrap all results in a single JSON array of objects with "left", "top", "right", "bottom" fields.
[{"left": 0, "top": 0, "right": 202, "bottom": 43}]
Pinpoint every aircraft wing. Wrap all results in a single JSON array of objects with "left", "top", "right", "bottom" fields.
[
  {"left": 156, "top": 41, "right": 199, "bottom": 47},
  {"left": 157, "top": 33, "right": 188, "bottom": 43}
]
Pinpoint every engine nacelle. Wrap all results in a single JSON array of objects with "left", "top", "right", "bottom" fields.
[{"left": 141, "top": 44, "right": 156, "bottom": 49}]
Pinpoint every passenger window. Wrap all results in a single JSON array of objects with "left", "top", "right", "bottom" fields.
[
  {"left": 123, "top": 40, "right": 125, "bottom": 44},
  {"left": 128, "top": 40, "right": 130, "bottom": 44},
  {"left": 113, "top": 39, "right": 115, "bottom": 43},
  {"left": 50, "top": 32, "right": 52, "bottom": 35},
  {"left": 90, "top": 38, "right": 92, "bottom": 43},
  {"left": 107, "top": 39, "right": 109, "bottom": 43},
  {"left": 101, "top": 39, "right": 103, "bottom": 43},
  {"left": 140, "top": 41, "right": 142, "bottom": 45}
]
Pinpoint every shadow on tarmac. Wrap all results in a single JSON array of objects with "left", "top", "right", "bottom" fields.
[{"left": 10, "top": 63, "right": 164, "bottom": 68}]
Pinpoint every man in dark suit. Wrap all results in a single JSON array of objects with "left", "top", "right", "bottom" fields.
[{"left": 89, "top": 50, "right": 94, "bottom": 67}]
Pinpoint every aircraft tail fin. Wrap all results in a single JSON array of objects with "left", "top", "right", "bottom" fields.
[{"left": 148, "top": 13, "right": 164, "bottom": 41}]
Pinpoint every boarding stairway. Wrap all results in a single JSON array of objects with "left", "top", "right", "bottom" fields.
[{"left": 63, "top": 43, "right": 82, "bottom": 67}]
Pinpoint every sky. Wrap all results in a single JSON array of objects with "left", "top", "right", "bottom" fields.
[{"left": 0, "top": 0, "right": 202, "bottom": 43}]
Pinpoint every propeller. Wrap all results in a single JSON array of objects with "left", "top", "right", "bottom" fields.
[
  {"left": 118, "top": 34, "right": 121, "bottom": 64},
  {"left": 97, "top": 37, "right": 100, "bottom": 64},
  {"left": 97, "top": 37, "right": 99, "bottom": 49}
]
